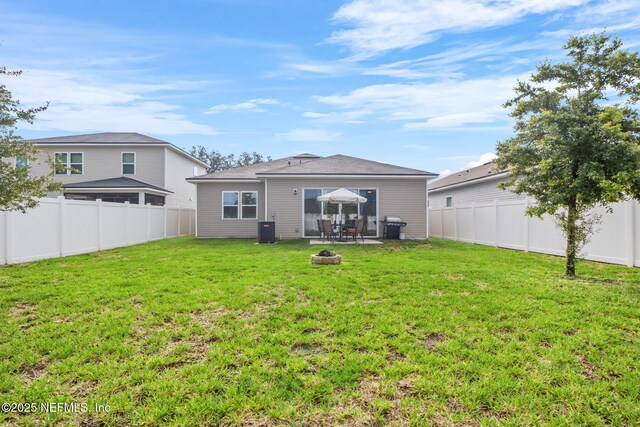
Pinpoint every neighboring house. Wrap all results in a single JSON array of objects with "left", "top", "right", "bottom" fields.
[
  {"left": 20, "top": 132, "right": 208, "bottom": 207},
  {"left": 428, "top": 162, "right": 521, "bottom": 207},
  {"left": 187, "top": 154, "right": 438, "bottom": 240}
]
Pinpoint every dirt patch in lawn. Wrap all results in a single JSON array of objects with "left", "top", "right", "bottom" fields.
[
  {"left": 578, "top": 355, "right": 600, "bottom": 380},
  {"left": 308, "top": 374, "right": 417, "bottom": 426},
  {"left": 191, "top": 308, "right": 233, "bottom": 329},
  {"left": 292, "top": 343, "right": 326, "bottom": 357},
  {"left": 9, "top": 302, "right": 39, "bottom": 330},
  {"left": 16, "top": 360, "right": 48, "bottom": 383},
  {"left": 387, "top": 347, "right": 406, "bottom": 362},
  {"left": 424, "top": 332, "right": 447, "bottom": 351}
]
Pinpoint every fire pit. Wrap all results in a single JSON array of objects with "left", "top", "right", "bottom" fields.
[{"left": 310, "top": 249, "right": 342, "bottom": 265}]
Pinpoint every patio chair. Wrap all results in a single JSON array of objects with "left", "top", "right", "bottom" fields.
[
  {"left": 318, "top": 219, "right": 337, "bottom": 242},
  {"left": 345, "top": 218, "right": 366, "bottom": 242}
]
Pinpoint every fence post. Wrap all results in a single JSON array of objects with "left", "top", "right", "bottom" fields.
[
  {"left": 58, "top": 196, "right": 66, "bottom": 257},
  {"left": 163, "top": 205, "right": 167, "bottom": 238},
  {"left": 493, "top": 200, "right": 499, "bottom": 247},
  {"left": 453, "top": 206, "right": 458, "bottom": 241},
  {"left": 524, "top": 197, "right": 530, "bottom": 252},
  {"left": 97, "top": 199, "right": 103, "bottom": 251},
  {"left": 626, "top": 200, "right": 635, "bottom": 267},
  {"left": 5, "top": 210, "right": 13, "bottom": 264},
  {"left": 471, "top": 203, "right": 476, "bottom": 244},
  {"left": 178, "top": 206, "right": 182, "bottom": 236},
  {"left": 146, "top": 203, "right": 151, "bottom": 242},
  {"left": 124, "top": 201, "right": 130, "bottom": 245}
]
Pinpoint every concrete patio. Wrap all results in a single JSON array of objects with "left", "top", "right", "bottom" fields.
[{"left": 309, "top": 239, "right": 383, "bottom": 245}]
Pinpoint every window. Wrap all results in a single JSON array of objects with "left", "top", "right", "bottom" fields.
[
  {"left": 222, "top": 191, "right": 239, "bottom": 219},
  {"left": 446, "top": 196, "right": 453, "bottom": 207},
  {"left": 241, "top": 191, "right": 257, "bottom": 219},
  {"left": 222, "top": 191, "right": 258, "bottom": 219},
  {"left": 55, "top": 152, "right": 83, "bottom": 175},
  {"left": 122, "top": 153, "right": 135, "bottom": 175},
  {"left": 193, "top": 165, "right": 199, "bottom": 176},
  {"left": 15, "top": 156, "right": 28, "bottom": 168}
]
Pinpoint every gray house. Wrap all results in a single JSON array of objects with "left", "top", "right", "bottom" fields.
[
  {"left": 22, "top": 132, "right": 208, "bottom": 207},
  {"left": 187, "top": 154, "right": 438, "bottom": 239},
  {"left": 428, "top": 162, "right": 520, "bottom": 207}
]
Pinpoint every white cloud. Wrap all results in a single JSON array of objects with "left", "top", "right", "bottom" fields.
[
  {"left": 303, "top": 112, "right": 331, "bottom": 118},
  {"left": 328, "top": 0, "right": 587, "bottom": 59},
  {"left": 315, "top": 75, "right": 523, "bottom": 129},
  {"left": 205, "top": 98, "right": 279, "bottom": 114},
  {"left": 279, "top": 128, "right": 342, "bottom": 142},
  {"left": 302, "top": 110, "right": 371, "bottom": 123},
  {"left": 3, "top": 69, "right": 218, "bottom": 135},
  {"left": 464, "top": 152, "right": 498, "bottom": 169}
]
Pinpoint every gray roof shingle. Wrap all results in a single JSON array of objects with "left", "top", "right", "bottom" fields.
[
  {"left": 63, "top": 177, "right": 172, "bottom": 193},
  {"left": 188, "top": 156, "right": 315, "bottom": 180},
  {"left": 428, "top": 162, "right": 505, "bottom": 191},
  {"left": 188, "top": 154, "right": 436, "bottom": 180},
  {"left": 257, "top": 154, "right": 437, "bottom": 176},
  {"left": 27, "top": 132, "right": 167, "bottom": 144}
]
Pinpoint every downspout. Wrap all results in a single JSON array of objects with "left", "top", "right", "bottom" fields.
[{"left": 264, "top": 178, "right": 268, "bottom": 221}]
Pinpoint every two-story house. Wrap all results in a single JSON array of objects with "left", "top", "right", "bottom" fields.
[{"left": 22, "top": 132, "right": 208, "bottom": 208}]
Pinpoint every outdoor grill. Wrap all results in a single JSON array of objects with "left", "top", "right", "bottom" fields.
[{"left": 380, "top": 216, "right": 407, "bottom": 239}]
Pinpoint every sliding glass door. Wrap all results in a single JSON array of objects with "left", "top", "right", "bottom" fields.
[{"left": 303, "top": 188, "right": 378, "bottom": 237}]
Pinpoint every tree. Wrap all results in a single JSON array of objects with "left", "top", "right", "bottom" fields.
[
  {"left": 0, "top": 66, "right": 62, "bottom": 212},
  {"left": 189, "top": 146, "right": 272, "bottom": 173},
  {"left": 496, "top": 33, "right": 640, "bottom": 277}
]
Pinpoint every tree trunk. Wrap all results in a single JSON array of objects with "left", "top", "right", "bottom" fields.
[{"left": 565, "top": 196, "right": 577, "bottom": 277}]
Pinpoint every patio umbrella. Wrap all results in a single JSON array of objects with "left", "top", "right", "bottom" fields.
[{"left": 317, "top": 188, "right": 367, "bottom": 224}]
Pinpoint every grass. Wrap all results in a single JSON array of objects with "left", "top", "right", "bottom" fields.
[{"left": 1, "top": 237, "right": 639, "bottom": 426}]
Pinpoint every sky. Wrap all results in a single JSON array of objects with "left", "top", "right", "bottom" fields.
[{"left": 1, "top": 0, "right": 639, "bottom": 176}]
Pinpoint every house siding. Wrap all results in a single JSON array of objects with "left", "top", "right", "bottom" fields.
[
  {"left": 429, "top": 177, "right": 523, "bottom": 207},
  {"left": 29, "top": 145, "right": 166, "bottom": 192},
  {"left": 196, "top": 182, "right": 265, "bottom": 238},
  {"left": 266, "top": 178, "right": 428, "bottom": 240},
  {"left": 164, "top": 148, "right": 200, "bottom": 208}
]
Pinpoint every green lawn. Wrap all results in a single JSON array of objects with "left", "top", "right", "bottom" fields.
[{"left": 1, "top": 238, "right": 639, "bottom": 426}]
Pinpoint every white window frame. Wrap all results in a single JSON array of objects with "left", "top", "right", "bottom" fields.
[
  {"left": 240, "top": 191, "right": 258, "bottom": 220},
  {"left": 221, "top": 190, "right": 259, "bottom": 220},
  {"left": 122, "top": 152, "right": 136, "bottom": 175},
  {"left": 446, "top": 196, "right": 453, "bottom": 207},
  {"left": 54, "top": 152, "right": 84, "bottom": 175},
  {"left": 222, "top": 191, "right": 240, "bottom": 220}
]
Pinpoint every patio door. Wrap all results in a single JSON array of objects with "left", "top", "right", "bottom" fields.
[{"left": 303, "top": 188, "right": 377, "bottom": 237}]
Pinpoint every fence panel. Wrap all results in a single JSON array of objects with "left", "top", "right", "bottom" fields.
[
  {"left": 10, "top": 199, "right": 61, "bottom": 263},
  {"left": 429, "top": 199, "right": 639, "bottom": 268},
  {"left": 474, "top": 204, "right": 495, "bottom": 245},
  {"left": 63, "top": 200, "right": 100, "bottom": 256},
  {"left": 496, "top": 201, "right": 527, "bottom": 250},
  {"left": 455, "top": 206, "right": 474, "bottom": 242},
  {"left": 1, "top": 198, "right": 195, "bottom": 265}
]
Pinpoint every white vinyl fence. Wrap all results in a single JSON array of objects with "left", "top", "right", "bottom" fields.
[
  {"left": 0, "top": 197, "right": 195, "bottom": 265},
  {"left": 429, "top": 198, "right": 639, "bottom": 268}
]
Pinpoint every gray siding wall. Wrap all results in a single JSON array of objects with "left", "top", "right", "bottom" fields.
[
  {"left": 429, "top": 177, "right": 523, "bottom": 207},
  {"left": 266, "top": 178, "right": 428, "bottom": 240},
  {"left": 164, "top": 148, "right": 201, "bottom": 208},
  {"left": 29, "top": 145, "right": 166, "bottom": 191},
  {"left": 196, "top": 182, "right": 265, "bottom": 238}
]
